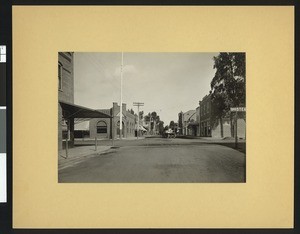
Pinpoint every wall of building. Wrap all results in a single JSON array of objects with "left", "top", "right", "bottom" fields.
[
  {"left": 199, "top": 94, "right": 212, "bottom": 137},
  {"left": 200, "top": 119, "right": 211, "bottom": 137},
  {"left": 112, "top": 103, "right": 136, "bottom": 139},
  {"left": 236, "top": 118, "right": 246, "bottom": 139},
  {"left": 211, "top": 118, "right": 231, "bottom": 138},
  {"left": 182, "top": 110, "right": 196, "bottom": 135},
  {"left": 89, "top": 103, "right": 136, "bottom": 139},
  {"left": 89, "top": 108, "right": 112, "bottom": 139},
  {"left": 196, "top": 106, "right": 200, "bottom": 136},
  {"left": 58, "top": 52, "right": 74, "bottom": 150},
  {"left": 210, "top": 117, "right": 245, "bottom": 139},
  {"left": 58, "top": 52, "right": 74, "bottom": 103},
  {"left": 58, "top": 103, "right": 63, "bottom": 150}
]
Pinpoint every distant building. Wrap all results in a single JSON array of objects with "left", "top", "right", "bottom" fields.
[
  {"left": 89, "top": 102, "right": 136, "bottom": 139},
  {"left": 182, "top": 110, "right": 197, "bottom": 136}
]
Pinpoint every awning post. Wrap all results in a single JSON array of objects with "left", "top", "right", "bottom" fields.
[
  {"left": 65, "top": 129, "right": 70, "bottom": 159},
  {"left": 235, "top": 110, "right": 238, "bottom": 149},
  {"left": 95, "top": 136, "right": 97, "bottom": 151}
]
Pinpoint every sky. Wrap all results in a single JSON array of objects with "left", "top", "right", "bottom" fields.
[{"left": 74, "top": 52, "right": 218, "bottom": 128}]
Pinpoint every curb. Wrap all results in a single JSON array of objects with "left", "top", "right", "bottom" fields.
[{"left": 58, "top": 147, "right": 113, "bottom": 171}]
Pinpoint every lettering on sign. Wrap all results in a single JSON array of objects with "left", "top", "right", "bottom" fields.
[{"left": 230, "top": 107, "right": 246, "bottom": 112}]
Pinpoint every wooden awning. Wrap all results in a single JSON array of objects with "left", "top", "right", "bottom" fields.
[{"left": 59, "top": 101, "right": 112, "bottom": 119}]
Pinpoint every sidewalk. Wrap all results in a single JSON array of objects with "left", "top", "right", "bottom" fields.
[
  {"left": 58, "top": 145, "right": 111, "bottom": 170},
  {"left": 75, "top": 136, "right": 145, "bottom": 142},
  {"left": 176, "top": 135, "right": 245, "bottom": 142},
  {"left": 120, "top": 136, "right": 145, "bottom": 140}
]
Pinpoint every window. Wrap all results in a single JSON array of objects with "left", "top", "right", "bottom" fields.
[
  {"left": 97, "top": 121, "right": 107, "bottom": 134},
  {"left": 58, "top": 63, "right": 63, "bottom": 90}
]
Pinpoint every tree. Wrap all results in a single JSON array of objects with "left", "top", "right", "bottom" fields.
[
  {"left": 144, "top": 112, "right": 151, "bottom": 123},
  {"left": 151, "top": 111, "right": 157, "bottom": 120},
  {"left": 151, "top": 111, "right": 159, "bottom": 122},
  {"left": 178, "top": 112, "right": 183, "bottom": 135},
  {"left": 144, "top": 111, "right": 161, "bottom": 134},
  {"left": 169, "top": 121, "right": 175, "bottom": 130},
  {"left": 211, "top": 52, "right": 246, "bottom": 137},
  {"left": 158, "top": 121, "right": 164, "bottom": 135},
  {"left": 139, "top": 111, "right": 143, "bottom": 120},
  {"left": 211, "top": 52, "right": 245, "bottom": 107},
  {"left": 210, "top": 92, "right": 228, "bottom": 138}
]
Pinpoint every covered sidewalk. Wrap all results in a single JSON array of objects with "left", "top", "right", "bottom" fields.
[{"left": 59, "top": 101, "right": 112, "bottom": 152}]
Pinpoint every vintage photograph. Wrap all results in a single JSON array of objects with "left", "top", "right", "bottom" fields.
[{"left": 58, "top": 52, "right": 246, "bottom": 183}]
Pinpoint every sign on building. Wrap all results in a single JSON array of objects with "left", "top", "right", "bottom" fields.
[{"left": 230, "top": 107, "right": 246, "bottom": 112}]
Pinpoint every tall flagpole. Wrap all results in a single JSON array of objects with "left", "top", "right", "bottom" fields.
[{"left": 120, "top": 52, "right": 123, "bottom": 139}]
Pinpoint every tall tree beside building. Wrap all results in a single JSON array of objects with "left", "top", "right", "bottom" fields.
[
  {"left": 210, "top": 92, "right": 228, "bottom": 138},
  {"left": 211, "top": 52, "right": 246, "bottom": 137},
  {"left": 211, "top": 52, "right": 245, "bottom": 107},
  {"left": 144, "top": 111, "right": 161, "bottom": 134}
]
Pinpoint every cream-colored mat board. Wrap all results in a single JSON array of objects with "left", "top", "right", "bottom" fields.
[{"left": 13, "top": 6, "right": 293, "bottom": 228}]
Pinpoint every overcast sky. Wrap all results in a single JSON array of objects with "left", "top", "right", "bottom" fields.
[{"left": 74, "top": 52, "right": 218, "bottom": 126}]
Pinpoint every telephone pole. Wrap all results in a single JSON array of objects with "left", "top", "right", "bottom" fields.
[{"left": 133, "top": 102, "right": 144, "bottom": 139}]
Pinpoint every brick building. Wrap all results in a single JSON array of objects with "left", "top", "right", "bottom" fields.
[
  {"left": 199, "top": 94, "right": 212, "bottom": 137},
  {"left": 58, "top": 52, "right": 74, "bottom": 150},
  {"left": 89, "top": 102, "right": 136, "bottom": 139},
  {"left": 199, "top": 93, "right": 246, "bottom": 139}
]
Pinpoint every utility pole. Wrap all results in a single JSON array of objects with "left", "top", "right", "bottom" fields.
[
  {"left": 133, "top": 102, "right": 144, "bottom": 139},
  {"left": 120, "top": 52, "right": 123, "bottom": 139}
]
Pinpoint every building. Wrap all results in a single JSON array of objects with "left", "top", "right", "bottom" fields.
[
  {"left": 196, "top": 106, "right": 200, "bottom": 136},
  {"left": 58, "top": 52, "right": 74, "bottom": 150},
  {"left": 181, "top": 110, "right": 197, "bottom": 136},
  {"left": 199, "top": 94, "right": 212, "bottom": 137},
  {"left": 199, "top": 93, "right": 246, "bottom": 139},
  {"left": 89, "top": 102, "right": 136, "bottom": 139},
  {"left": 58, "top": 52, "right": 111, "bottom": 150},
  {"left": 209, "top": 55, "right": 246, "bottom": 139}
]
